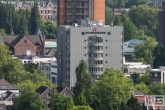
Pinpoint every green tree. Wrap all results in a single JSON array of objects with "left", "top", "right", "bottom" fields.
[
  {"left": 16, "top": 70, "right": 53, "bottom": 92},
  {"left": 19, "top": 9, "right": 28, "bottom": 35},
  {"left": 105, "top": 7, "right": 114, "bottom": 25},
  {"left": 74, "top": 105, "right": 93, "bottom": 110},
  {"left": 51, "top": 93, "right": 74, "bottom": 110},
  {"left": 128, "top": 5, "right": 158, "bottom": 37},
  {"left": 106, "top": 0, "right": 128, "bottom": 8},
  {"left": 130, "top": 72, "right": 140, "bottom": 85},
  {"left": 123, "top": 19, "right": 138, "bottom": 41},
  {"left": 138, "top": 71, "right": 150, "bottom": 85},
  {"left": 74, "top": 60, "right": 92, "bottom": 97},
  {"left": 153, "top": 43, "right": 165, "bottom": 68},
  {"left": 117, "top": 0, "right": 125, "bottom": 8},
  {"left": 24, "top": 63, "right": 39, "bottom": 73},
  {"left": 135, "top": 82, "right": 150, "bottom": 94},
  {"left": 0, "top": 44, "right": 26, "bottom": 84},
  {"left": 113, "top": 16, "right": 121, "bottom": 26},
  {"left": 74, "top": 93, "right": 87, "bottom": 106},
  {"left": 131, "top": 37, "right": 156, "bottom": 64},
  {"left": 125, "top": 96, "right": 142, "bottom": 110},
  {"left": 41, "top": 19, "right": 57, "bottom": 39},
  {"left": 0, "top": 2, "right": 15, "bottom": 34},
  {"left": 149, "top": 83, "right": 165, "bottom": 95},
  {"left": 29, "top": 2, "right": 41, "bottom": 34},
  {"left": 121, "top": 10, "right": 128, "bottom": 18},
  {"left": 126, "top": 0, "right": 152, "bottom": 7},
  {"left": 0, "top": 29, "right": 7, "bottom": 35},
  {"left": 86, "top": 68, "right": 134, "bottom": 110},
  {"left": 13, "top": 91, "right": 45, "bottom": 110}
]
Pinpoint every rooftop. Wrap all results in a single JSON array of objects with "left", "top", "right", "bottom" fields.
[
  {"left": 123, "top": 39, "right": 146, "bottom": 55},
  {"left": 14, "top": 55, "right": 54, "bottom": 60},
  {"left": 45, "top": 42, "right": 57, "bottom": 48},
  {"left": 134, "top": 89, "right": 145, "bottom": 96},
  {"left": 0, "top": 78, "right": 19, "bottom": 90}
]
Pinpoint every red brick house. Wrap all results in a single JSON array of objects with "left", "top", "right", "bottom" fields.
[
  {"left": 36, "top": 86, "right": 53, "bottom": 110},
  {"left": 134, "top": 89, "right": 145, "bottom": 104},
  {"left": 0, "top": 31, "right": 45, "bottom": 56}
]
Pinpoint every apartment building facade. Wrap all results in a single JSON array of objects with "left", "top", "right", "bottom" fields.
[{"left": 57, "top": 20, "right": 123, "bottom": 88}]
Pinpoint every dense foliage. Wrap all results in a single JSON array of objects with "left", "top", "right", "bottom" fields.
[
  {"left": 41, "top": 19, "right": 57, "bottom": 39},
  {"left": 153, "top": 43, "right": 165, "bottom": 68},
  {"left": 74, "top": 60, "right": 92, "bottom": 97},
  {"left": 131, "top": 37, "right": 157, "bottom": 64},
  {"left": 85, "top": 68, "right": 134, "bottom": 110},
  {"left": 0, "top": 2, "right": 41, "bottom": 35},
  {"left": 13, "top": 91, "right": 46, "bottom": 110}
]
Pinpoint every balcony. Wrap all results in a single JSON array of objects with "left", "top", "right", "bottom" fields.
[
  {"left": 88, "top": 57, "right": 103, "bottom": 60},
  {"left": 88, "top": 43, "right": 103, "bottom": 46},
  {"left": 88, "top": 64, "right": 103, "bottom": 67}
]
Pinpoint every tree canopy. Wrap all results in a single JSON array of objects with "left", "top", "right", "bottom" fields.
[
  {"left": 13, "top": 91, "right": 46, "bottom": 110},
  {"left": 105, "top": 6, "right": 114, "bottom": 25},
  {"left": 153, "top": 43, "right": 165, "bottom": 68},
  {"left": 51, "top": 93, "right": 75, "bottom": 110},
  {"left": 41, "top": 19, "right": 57, "bottom": 39},
  {"left": 74, "top": 60, "right": 92, "bottom": 97},
  {"left": 85, "top": 68, "right": 134, "bottom": 110},
  {"left": 128, "top": 5, "right": 158, "bottom": 37},
  {"left": 131, "top": 37, "right": 157, "bottom": 64}
]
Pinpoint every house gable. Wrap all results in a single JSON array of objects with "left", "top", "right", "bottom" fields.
[
  {"left": 0, "top": 78, "right": 19, "bottom": 90},
  {"left": 14, "top": 36, "right": 37, "bottom": 55},
  {"left": 47, "top": 1, "right": 53, "bottom": 7},
  {"left": 56, "top": 86, "right": 74, "bottom": 97}
]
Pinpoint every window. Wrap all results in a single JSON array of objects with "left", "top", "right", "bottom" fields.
[
  {"left": 150, "top": 73, "right": 152, "bottom": 76},
  {"left": 105, "top": 54, "right": 108, "bottom": 56},
  {"left": 82, "top": 32, "right": 85, "bottom": 35},
  {"left": 24, "top": 61, "right": 26, "bottom": 64},
  {"left": 84, "top": 54, "right": 86, "bottom": 56},
  {"left": 106, "top": 47, "right": 108, "bottom": 49},
  {"left": 52, "top": 77, "right": 56, "bottom": 83},
  {"left": 106, "top": 61, "right": 108, "bottom": 63},
  {"left": 60, "top": 67, "right": 63, "bottom": 71},
  {"left": 66, "top": 39, "right": 70, "bottom": 43},
  {"left": 106, "top": 40, "right": 108, "bottom": 42},
  {"left": 52, "top": 65, "right": 57, "bottom": 68},
  {"left": 66, "top": 46, "right": 70, "bottom": 50},
  {"left": 64, "top": 92, "right": 68, "bottom": 96},
  {"left": 84, "top": 40, "right": 86, "bottom": 42},
  {"left": 155, "top": 73, "right": 158, "bottom": 77},
  {"left": 47, "top": 93, "right": 51, "bottom": 98},
  {"left": 47, "top": 102, "right": 50, "bottom": 108},
  {"left": 107, "top": 32, "right": 111, "bottom": 35},
  {"left": 84, "top": 47, "right": 86, "bottom": 49}
]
